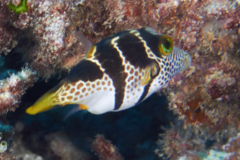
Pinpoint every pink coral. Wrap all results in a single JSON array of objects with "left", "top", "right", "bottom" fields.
[
  {"left": 45, "top": 132, "right": 91, "bottom": 160},
  {"left": 92, "top": 135, "right": 123, "bottom": 160},
  {"left": 0, "top": 0, "right": 88, "bottom": 78},
  {"left": 23, "top": 0, "right": 86, "bottom": 77},
  {"left": 155, "top": 123, "right": 206, "bottom": 159},
  {"left": 0, "top": 68, "right": 36, "bottom": 114}
]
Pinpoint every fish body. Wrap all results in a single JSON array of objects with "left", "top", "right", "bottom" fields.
[{"left": 26, "top": 27, "right": 191, "bottom": 115}]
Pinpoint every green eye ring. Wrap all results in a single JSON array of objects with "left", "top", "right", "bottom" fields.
[{"left": 158, "top": 35, "right": 173, "bottom": 56}]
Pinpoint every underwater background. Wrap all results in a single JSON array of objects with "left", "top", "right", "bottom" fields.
[{"left": 0, "top": 0, "right": 240, "bottom": 159}]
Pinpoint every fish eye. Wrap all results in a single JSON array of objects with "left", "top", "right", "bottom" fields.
[{"left": 158, "top": 35, "right": 173, "bottom": 56}]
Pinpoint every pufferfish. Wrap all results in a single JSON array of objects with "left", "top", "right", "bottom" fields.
[{"left": 26, "top": 27, "right": 191, "bottom": 115}]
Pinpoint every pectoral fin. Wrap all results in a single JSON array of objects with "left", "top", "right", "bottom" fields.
[
  {"left": 63, "top": 104, "right": 88, "bottom": 121},
  {"left": 140, "top": 66, "right": 152, "bottom": 86},
  {"left": 140, "top": 63, "right": 159, "bottom": 86}
]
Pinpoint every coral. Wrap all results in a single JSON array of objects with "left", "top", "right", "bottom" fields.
[
  {"left": 23, "top": 0, "right": 88, "bottom": 77},
  {"left": 0, "top": 139, "right": 7, "bottom": 153},
  {"left": 92, "top": 134, "right": 124, "bottom": 160},
  {"left": 0, "top": 0, "right": 20, "bottom": 55},
  {"left": 0, "top": 0, "right": 239, "bottom": 78},
  {"left": 158, "top": 129, "right": 240, "bottom": 160},
  {"left": 222, "top": 133, "right": 240, "bottom": 160},
  {"left": 154, "top": 0, "right": 240, "bottom": 159},
  {"left": 12, "top": 127, "right": 91, "bottom": 160},
  {"left": 156, "top": 122, "right": 240, "bottom": 160},
  {"left": 161, "top": 39, "right": 240, "bottom": 158},
  {"left": 0, "top": 68, "right": 37, "bottom": 114},
  {"left": 45, "top": 132, "right": 91, "bottom": 160},
  {"left": 0, "top": 122, "right": 14, "bottom": 160},
  {"left": 155, "top": 122, "right": 206, "bottom": 159},
  {"left": 178, "top": 150, "right": 232, "bottom": 160},
  {"left": 0, "top": 0, "right": 88, "bottom": 78},
  {"left": 74, "top": 0, "right": 148, "bottom": 44}
]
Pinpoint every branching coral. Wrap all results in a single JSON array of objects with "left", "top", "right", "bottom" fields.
[
  {"left": 0, "top": 68, "right": 36, "bottom": 114},
  {"left": 45, "top": 132, "right": 91, "bottom": 159},
  {"left": 92, "top": 135, "right": 123, "bottom": 160}
]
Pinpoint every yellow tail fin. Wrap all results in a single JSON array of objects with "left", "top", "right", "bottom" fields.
[{"left": 26, "top": 88, "right": 62, "bottom": 115}]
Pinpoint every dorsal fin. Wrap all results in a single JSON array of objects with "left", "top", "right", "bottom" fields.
[
  {"left": 74, "top": 31, "right": 93, "bottom": 57},
  {"left": 144, "top": 27, "right": 159, "bottom": 35}
]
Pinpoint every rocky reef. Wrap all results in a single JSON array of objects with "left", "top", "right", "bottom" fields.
[
  {"left": 154, "top": 0, "right": 240, "bottom": 159},
  {"left": 0, "top": 0, "right": 239, "bottom": 159}
]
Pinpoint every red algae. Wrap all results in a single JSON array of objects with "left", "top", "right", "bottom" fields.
[{"left": 92, "top": 134, "right": 124, "bottom": 160}]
